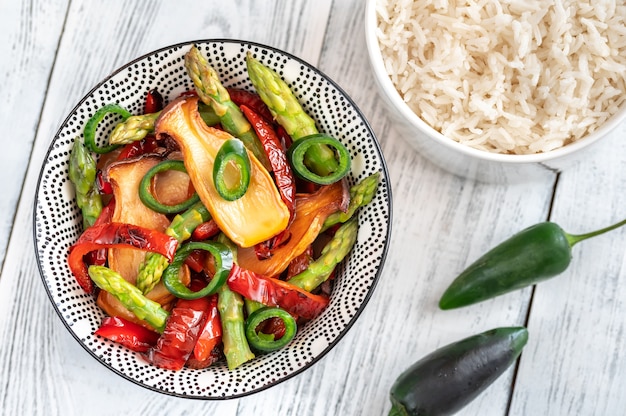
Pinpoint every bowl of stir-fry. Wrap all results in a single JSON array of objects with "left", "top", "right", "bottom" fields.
[{"left": 33, "top": 40, "right": 391, "bottom": 398}]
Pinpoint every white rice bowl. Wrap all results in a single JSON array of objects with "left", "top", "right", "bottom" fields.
[{"left": 374, "top": 0, "right": 626, "bottom": 155}]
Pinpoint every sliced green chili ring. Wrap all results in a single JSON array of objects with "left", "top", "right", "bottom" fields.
[
  {"left": 163, "top": 241, "right": 233, "bottom": 300},
  {"left": 287, "top": 134, "right": 351, "bottom": 185},
  {"left": 213, "top": 138, "right": 251, "bottom": 201},
  {"left": 139, "top": 159, "right": 200, "bottom": 214},
  {"left": 84, "top": 104, "right": 133, "bottom": 154},
  {"left": 245, "top": 306, "right": 297, "bottom": 352}
]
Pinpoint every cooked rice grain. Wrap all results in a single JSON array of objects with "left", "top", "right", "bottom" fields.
[{"left": 376, "top": 0, "right": 626, "bottom": 154}]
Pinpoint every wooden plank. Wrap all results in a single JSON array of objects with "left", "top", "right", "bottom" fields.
[
  {"left": 510, "top": 122, "right": 626, "bottom": 415},
  {"left": 0, "top": 0, "right": 68, "bottom": 270},
  {"left": 0, "top": 1, "right": 332, "bottom": 415}
]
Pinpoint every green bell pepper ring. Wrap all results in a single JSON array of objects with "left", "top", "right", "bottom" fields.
[
  {"left": 139, "top": 159, "right": 201, "bottom": 214},
  {"left": 439, "top": 218, "right": 626, "bottom": 309},
  {"left": 84, "top": 103, "right": 132, "bottom": 154},
  {"left": 287, "top": 134, "right": 351, "bottom": 185},
  {"left": 163, "top": 241, "right": 233, "bottom": 300},
  {"left": 245, "top": 306, "right": 297, "bottom": 352},
  {"left": 213, "top": 138, "right": 251, "bottom": 201}
]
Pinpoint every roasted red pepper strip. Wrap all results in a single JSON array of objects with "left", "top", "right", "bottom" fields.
[
  {"left": 116, "top": 135, "right": 160, "bottom": 161},
  {"left": 146, "top": 280, "right": 212, "bottom": 370},
  {"left": 228, "top": 88, "right": 274, "bottom": 123},
  {"left": 184, "top": 249, "right": 206, "bottom": 273},
  {"left": 253, "top": 229, "right": 291, "bottom": 260},
  {"left": 192, "top": 294, "right": 222, "bottom": 362},
  {"left": 241, "top": 105, "right": 295, "bottom": 216},
  {"left": 95, "top": 316, "right": 160, "bottom": 353},
  {"left": 145, "top": 88, "right": 164, "bottom": 114},
  {"left": 68, "top": 222, "right": 178, "bottom": 293},
  {"left": 227, "top": 264, "right": 329, "bottom": 320},
  {"left": 85, "top": 199, "right": 117, "bottom": 267},
  {"left": 191, "top": 219, "right": 220, "bottom": 241},
  {"left": 241, "top": 104, "right": 297, "bottom": 259},
  {"left": 286, "top": 245, "right": 314, "bottom": 280}
]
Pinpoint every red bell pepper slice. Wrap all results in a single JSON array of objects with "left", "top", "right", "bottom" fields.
[
  {"left": 192, "top": 294, "right": 222, "bottom": 362},
  {"left": 68, "top": 222, "right": 178, "bottom": 293},
  {"left": 95, "top": 316, "right": 160, "bottom": 353},
  {"left": 146, "top": 280, "right": 213, "bottom": 371},
  {"left": 227, "top": 264, "right": 329, "bottom": 320}
]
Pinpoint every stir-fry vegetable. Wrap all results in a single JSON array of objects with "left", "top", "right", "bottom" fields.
[
  {"left": 136, "top": 201, "right": 211, "bottom": 294},
  {"left": 288, "top": 217, "right": 358, "bottom": 292},
  {"left": 212, "top": 138, "right": 252, "bottom": 201},
  {"left": 287, "top": 134, "right": 351, "bottom": 185},
  {"left": 94, "top": 316, "right": 160, "bottom": 353},
  {"left": 139, "top": 159, "right": 200, "bottom": 214},
  {"left": 88, "top": 265, "right": 171, "bottom": 332},
  {"left": 245, "top": 306, "right": 297, "bottom": 352},
  {"left": 84, "top": 103, "right": 131, "bottom": 154},
  {"left": 69, "top": 138, "right": 102, "bottom": 228},
  {"left": 163, "top": 241, "right": 233, "bottom": 300},
  {"left": 66, "top": 45, "right": 379, "bottom": 372},
  {"left": 439, "top": 218, "right": 626, "bottom": 309}
]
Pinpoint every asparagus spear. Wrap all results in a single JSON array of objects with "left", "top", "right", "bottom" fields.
[
  {"left": 69, "top": 138, "right": 103, "bottom": 228},
  {"left": 88, "top": 265, "right": 170, "bottom": 333},
  {"left": 184, "top": 45, "right": 271, "bottom": 170},
  {"left": 289, "top": 217, "right": 359, "bottom": 292},
  {"left": 218, "top": 283, "right": 255, "bottom": 369},
  {"left": 322, "top": 172, "right": 380, "bottom": 232},
  {"left": 136, "top": 201, "right": 211, "bottom": 294},
  {"left": 109, "top": 112, "right": 160, "bottom": 145},
  {"left": 215, "top": 233, "right": 255, "bottom": 369},
  {"left": 245, "top": 53, "right": 339, "bottom": 176}
]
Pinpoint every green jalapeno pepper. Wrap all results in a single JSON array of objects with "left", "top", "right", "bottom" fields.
[
  {"left": 389, "top": 327, "right": 528, "bottom": 416},
  {"left": 163, "top": 241, "right": 233, "bottom": 300},
  {"left": 139, "top": 159, "right": 200, "bottom": 214},
  {"left": 287, "top": 134, "right": 351, "bottom": 185},
  {"left": 84, "top": 103, "right": 132, "bottom": 154},
  {"left": 213, "top": 138, "right": 251, "bottom": 201},
  {"left": 439, "top": 218, "right": 626, "bottom": 309},
  {"left": 245, "top": 306, "right": 297, "bottom": 352}
]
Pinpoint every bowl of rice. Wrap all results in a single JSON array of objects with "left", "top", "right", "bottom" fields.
[{"left": 365, "top": 0, "right": 626, "bottom": 182}]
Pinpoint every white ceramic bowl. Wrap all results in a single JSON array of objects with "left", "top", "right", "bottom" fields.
[
  {"left": 33, "top": 39, "right": 392, "bottom": 398},
  {"left": 364, "top": 0, "right": 626, "bottom": 183}
]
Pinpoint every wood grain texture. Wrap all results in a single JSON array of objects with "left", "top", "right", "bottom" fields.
[
  {"left": 510, "top": 124, "right": 626, "bottom": 416},
  {"left": 0, "top": 0, "right": 68, "bottom": 270},
  {"left": 1, "top": 0, "right": 625, "bottom": 415}
]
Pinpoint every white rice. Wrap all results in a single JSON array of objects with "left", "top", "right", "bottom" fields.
[{"left": 376, "top": 0, "right": 626, "bottom": 154}]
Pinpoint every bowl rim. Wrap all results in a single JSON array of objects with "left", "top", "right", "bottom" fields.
[
  {"left": 364, "top": 0, "right": 626, "bottom": 164},
  {"left": 32, "top": 38, "right": 393, "bottom": 399}
]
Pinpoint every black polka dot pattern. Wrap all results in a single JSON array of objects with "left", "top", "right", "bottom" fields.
[{"left": 33, "top": 40, "right": 392, "bottom": 399}]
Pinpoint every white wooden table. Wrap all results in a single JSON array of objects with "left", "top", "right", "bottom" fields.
[{"left": 1, "top": 1, "right": 625, "bottom": 415}]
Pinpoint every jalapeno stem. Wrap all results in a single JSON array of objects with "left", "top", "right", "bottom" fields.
[{"left": 565, "top": 217, "right": 626, "bottom": 246}]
